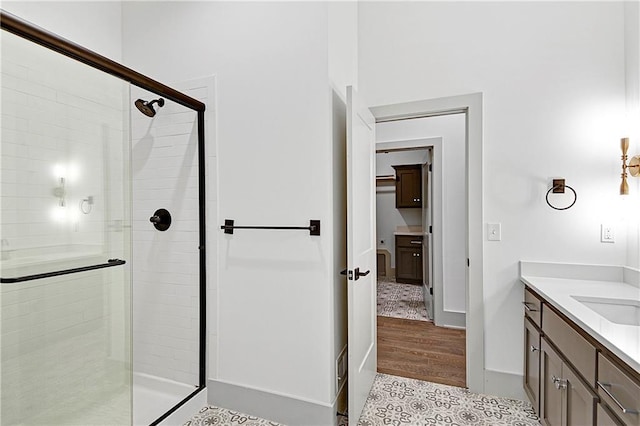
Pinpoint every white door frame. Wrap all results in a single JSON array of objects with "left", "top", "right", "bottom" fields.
[{"left": 370, "top": 92, "right": 484, "bottom": 393}]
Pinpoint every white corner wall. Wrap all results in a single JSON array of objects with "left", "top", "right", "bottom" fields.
[
  {"left": 359, "top": 1, "right": 629, "bottom": 397},
  {"left": 625, "top": 0, "right": 640, "bottom": 270},
  {"left": 123, "top": 3, "right": 347, "bottom": 424}
]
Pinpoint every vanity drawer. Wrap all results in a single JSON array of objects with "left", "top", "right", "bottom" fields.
[
  {"left": 524, "top": 287, "right": 542, "bottom": 327},
  {"left": 395, "top": 235, "right": 423, "bottom": 247},
  {"left": 542, "top": 304, "right": 596, "bottom": 385},
  {"left": 597, "top": 354, "right": 640, "bottom": 426},
  {"left": 597, "top": 403, "right": 625, "bottom": 426}
]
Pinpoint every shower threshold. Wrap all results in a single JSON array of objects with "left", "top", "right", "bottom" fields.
[{"left": 134, "top": 373, "right": 198, "bottom": 426}]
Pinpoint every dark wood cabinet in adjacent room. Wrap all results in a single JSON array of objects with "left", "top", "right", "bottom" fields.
[
  {"left": 395, "top": 235, "right": 423, "bottom": 284},
  {"left": 392, "top": 164, "right": 422, "bottom": 208}
]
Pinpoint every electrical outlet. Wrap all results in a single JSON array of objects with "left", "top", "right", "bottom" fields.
[{"left": 601, "top": 224, "right": 615, "bottom": 243}]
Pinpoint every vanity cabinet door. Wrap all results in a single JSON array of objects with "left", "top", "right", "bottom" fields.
[
  {"left": 564, "top": 362, "right": 595, "bottom": 426},
  {"left": 524, "top": 318, "right": 541, "bottom": 414},
  {"left": 395, "top": 236, "right": 423, "bottom": 284},
  {"left": 541, "top": 338, "right": 564, "bottom": 426}
]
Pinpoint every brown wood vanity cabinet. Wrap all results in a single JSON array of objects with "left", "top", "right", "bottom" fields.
[
  {"left": 539, "top": 336, "right": 596, "bottom": 426},
  {"left": 537, "top": 303, "right": 597, "bottom": 426},
  {"left": 523, "top": 286, "right": 640, "bottom": 426},
  {"left": 392, "top": 164, "right": 422, "bottom": 208},
  {"left": 597, "top": 353, "right": 640, "bottom": 426},
  {"left": 395, "top": 235, "right": 423, "bottom": 284},
  {"left": 523, "top": 288, "right": 542, "bottom": 413}
]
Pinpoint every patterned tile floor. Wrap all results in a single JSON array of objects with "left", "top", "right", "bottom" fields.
[
  {"left": 377, "top": 278, "right": 430, "bottom": 322},
  {"left": 358, "top": 373, "right": 539, "bottom": 426},
  {"left": 185, "top": 374, "right": 540, "bottom": 426}
]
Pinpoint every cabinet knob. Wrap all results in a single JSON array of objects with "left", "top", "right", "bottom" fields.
[
  {"left": 416, "top": 253, "right": 420, "bottom": 257},
  {"left": 552, "top": 375, "right": 567, "bottom": 390}
]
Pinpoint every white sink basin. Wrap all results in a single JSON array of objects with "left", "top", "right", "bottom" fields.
[{"left": 572, "top": 296, "right": 640, "bottom": 326}]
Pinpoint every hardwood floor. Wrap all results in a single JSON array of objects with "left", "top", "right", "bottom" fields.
[{"left": 377, "top": 316, "right": 466, "bottom": 387}]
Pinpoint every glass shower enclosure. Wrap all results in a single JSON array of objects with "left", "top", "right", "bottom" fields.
[{"left": 0, "top": 10, "right": 206, "bottom": 426}]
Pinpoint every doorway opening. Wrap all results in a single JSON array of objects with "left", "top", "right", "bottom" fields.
[
  {"left": 374, "top": 113, "right": 467, "bottom": 387},
  {"left": 368, "top": 92, "right": 484, "bottom": 393}
]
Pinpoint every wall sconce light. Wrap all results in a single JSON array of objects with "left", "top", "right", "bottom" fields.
[
  {"left": 53, "top": 177, "right": 66, "bottom": 207},
  {"left": 620, "top": 137, "right": 640, "bottom": 195}
]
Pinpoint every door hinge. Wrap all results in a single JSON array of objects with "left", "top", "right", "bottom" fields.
[
  {"left": 429, "top": 287, "right": 433, "bottom": 295},
  {"left": 467, "top": 258, "right": 470, "bottom": 267},
  {"left": 429, "top": 225, "right": 432, "bottom": 234},
  {"left": 428, "top": 164, "right": 432, "bottom": 172}
]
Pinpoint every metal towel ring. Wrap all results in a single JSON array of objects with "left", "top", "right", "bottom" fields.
[{"left": 545, "top": 184, "right": 577, "bottom": 211}]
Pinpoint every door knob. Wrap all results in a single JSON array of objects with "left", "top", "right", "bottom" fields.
[{"left": 354, "top": 268, "right": 371, "bottom": 280}]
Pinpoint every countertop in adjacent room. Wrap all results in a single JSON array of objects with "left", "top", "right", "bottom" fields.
[{"left": 393, "top": 226, "right": 423, "bottom": 236}]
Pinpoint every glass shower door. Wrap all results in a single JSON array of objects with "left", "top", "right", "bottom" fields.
[{"left": 0, "top": 30, "right": 132, "bottom": 425}]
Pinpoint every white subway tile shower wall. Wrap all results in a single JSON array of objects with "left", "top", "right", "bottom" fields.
[
  {"left": 1, "top": 31, "right": 131, "bottom": 425},
  {"left": 1, "top": 33, "right": 128, "bottom": 255},
  {"left": 131, "top": 84, "right": 202, "bottom": 387}
]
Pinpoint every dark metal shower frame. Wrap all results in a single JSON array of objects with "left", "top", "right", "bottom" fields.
[{"left": 0, "top": 9, "right": 207, "bottom": 426}]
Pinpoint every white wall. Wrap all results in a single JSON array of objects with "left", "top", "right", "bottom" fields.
[
  {"left": 375, "top": 149, "right": 426, "bottom": 268},
  {"left": 625, "top": 0, "right": 640, "bottom": 270},
  {"left": 123, "top": 3, "right": 349, "bottom": 422},
  {"left": 328, "top": 3, "right": 357, "bottom": 413},
  {"left": 359, "top": 1, "right": 630, "bottom": 395},
  {"left": 2, "top": 1, "right": 123, "bottom": 62}
]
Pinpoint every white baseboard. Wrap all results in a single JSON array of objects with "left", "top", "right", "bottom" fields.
[
  {"left": 436, "top": 310, "right": 465, "bottom": 329},
  {"left": 484, "top": 369, "right": 527, "bottom": 401},
  {"left": 208, "top": 379, "right": 337, "bottom": 426}
]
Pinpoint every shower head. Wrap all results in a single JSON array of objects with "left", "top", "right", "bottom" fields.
[{"left": 134, "top": 98, "right": 165, "bottom": 117}]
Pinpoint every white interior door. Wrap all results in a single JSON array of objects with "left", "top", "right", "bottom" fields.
[{"left": 346, "top": 86, "right": 377, "bottom": 422}]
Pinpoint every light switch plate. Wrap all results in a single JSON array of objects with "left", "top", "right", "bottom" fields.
[{"left": 487, "top": 223, "right": 501, "bottom": 241}]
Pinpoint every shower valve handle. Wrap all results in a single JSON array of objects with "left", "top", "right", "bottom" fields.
[{"left": 149, "top": 208, "right": 172, "bottom": 231}]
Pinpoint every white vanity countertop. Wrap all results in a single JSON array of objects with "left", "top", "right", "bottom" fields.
[
  {"left": 520, "top": 262, "right": 640, "bottom": 373},
  {"left": 393, "top": 226, "right": 423, "bottom": 236}
]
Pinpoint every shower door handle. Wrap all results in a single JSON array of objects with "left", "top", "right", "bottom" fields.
[{"left": 0, "top": 259, "right": 126, "bottom": 284}]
